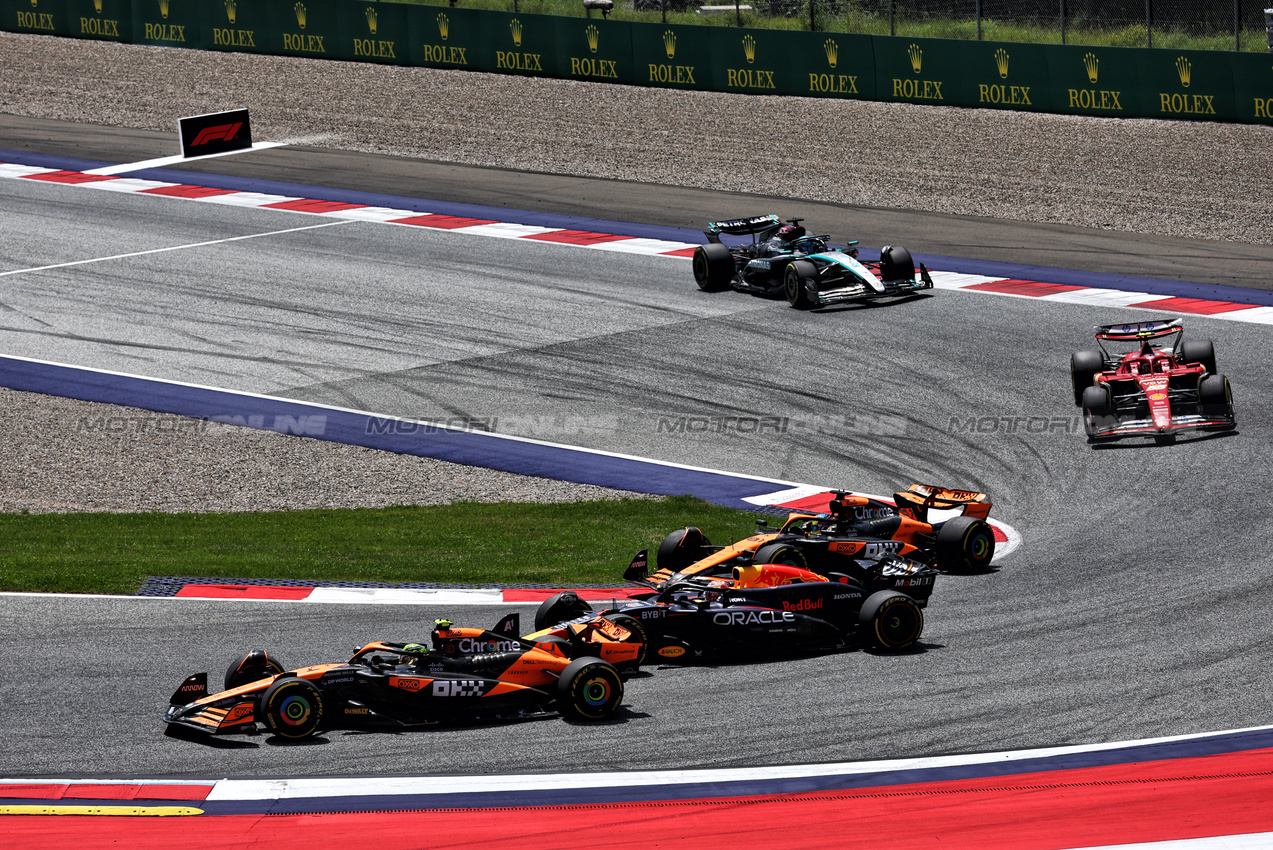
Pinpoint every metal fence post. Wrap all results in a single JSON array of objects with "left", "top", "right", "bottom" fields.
[
  {"left": 810, "top": 0, "right": 815, "bottom": 31},
  {"left": 976, "top": 0, "right": 982, "bottom": 39},
  {"left": 1267, "top": 7, "right": 1273, "bottom": 51},
  {"left": 1061, "top": 0, "right": 1066, "bottom": 44},
  {"left": 890, "top": 0, "right": 894, "bottom": 36},
  {"left": 1146, "top": 0, "right": 1152, "bottom": 47},
  {"left": 1236, "top": 0, "right": 1241, "bottom": 50}
]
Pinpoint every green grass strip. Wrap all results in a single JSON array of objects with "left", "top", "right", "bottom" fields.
[{"left": 0, "top": 495, "right": 761, "bottom": 595}]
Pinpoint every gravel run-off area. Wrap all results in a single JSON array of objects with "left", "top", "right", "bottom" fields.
[{"left": 0, "top": 30, "right": 1269, "bottom": 512}]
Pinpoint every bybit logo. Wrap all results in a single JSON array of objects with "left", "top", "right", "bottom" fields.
[
  {"left": 224, "top": 0, "right": 234, "bottom": 23},
  {"left": 994, "top": 47, "right": 1008, "bottom": 78},
  {"left": 1083, "top": 52, "right": 1099, "bottom": 83},
  {"left": 908, "top": 43, "right": 922, "bottom": 73},
  {"left": 1175, "top": 56, "right": 1191, "bottom": 87},
  {"left": 364, "top": 5, "right": 376, "bottom": 34},
  {"left": 823, "top": 38, "right": 837, "bottom": 69},
  {"left": 585, "top": 23, "right": 598, "bottom": 53},
  {"left": 663, "top": 29, "right": 675, "bottom": 59},
  {"left": 742, "top": 34, "right": 755, "bottom": 64},
  {"left": 437, "top": 11, "right": 448, "bottom": 39},
  {"left": 510, "top": 18, "right": 522, "bottom": 47}
]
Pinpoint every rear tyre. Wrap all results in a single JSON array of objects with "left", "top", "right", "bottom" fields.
[
  {"left": 1181, "top": 339, "right": 1217, "bottom": 375},
  {"left": 224, "top": 649, "right": 286, "bottom": 691},
  {"left": 1070, "top": 350, "right": 1105, "bottom": 406},
  {"left": 878, "top": 245, "right": 915, "bottom": 282},
  {"left": 752, "top": 542, "right": 809, "bottom": 570},
  {"left": 259, "top": 677, "right": 323, "bottom": 740},
  {"left": 934, "top": 516, "right": 996, "bottom": 573},
  {"left": 604, "top": 614, "right": 648, "bottom": 671},
  {"left": 534, "top": 591, "right": 594, "bottom": 632},
  {"left": 784, "top": 260, "right": 816, "bottom": 309},
  {"left": 693, "top": 243, "right": 735, "bottom": 292},
  {"left": 557, "top": 658, "right": 624, "bottom": 721},
  {"left": 859, "top": 590, "right": 923, "bottom": 651},
  {"left": 655, "top": 527, "right": 711, "bottom": 573},
  {"left": 1198, "top": 373, "right": 1233, "bottom": 419}
]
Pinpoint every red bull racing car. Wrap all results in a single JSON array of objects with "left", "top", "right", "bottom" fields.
[
  {"left": 165, "top": 616, "right": 632, "bottom": 740},
  {"left": 691, "top": 214, "right": 933, "bottom": 309},
  {"left": 1070, "top": 318, "right": 1236, "bottom": 442}
]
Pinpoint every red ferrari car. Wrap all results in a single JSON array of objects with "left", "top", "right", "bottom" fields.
[{"left": 1070, "top": 318, "right": 1235, "bottom": 442}]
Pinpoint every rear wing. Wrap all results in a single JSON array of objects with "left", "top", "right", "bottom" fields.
[
  {"left": 1095, "top": 318, "right": 1182, "bottom": 342},
  {"left": 893, "top": 484, "right": 992, "bottom": 522},
  {"left": 705, "top": 214, "right": 781, "bottom": 243}
]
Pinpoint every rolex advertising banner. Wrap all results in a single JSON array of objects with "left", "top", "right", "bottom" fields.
[
  {"left": 709, "top": 26, "right": 801, "bottom": 96},
  {"left": 631, "top": 22, "right": 712, "bottom": 90},
  {"left": 132, "top": 0, "right": 199, "bottom": 48},
  {"left": 873, "top": 36, "right": 963, "bottom": 107},
  {"left": 410, "top": 5, "right": 483, "bottom": 72},
  {"left": 5, "top": 0, "right": 72, "bottom": 36},
  {"left": 1136, "top": 48, "right": 1235, "bottom": 121},
  {"left": 341, "top": 0, "right": 409, "bottom": 65},
  {"left": 555, "top": 16, "right": 632, "bottom": 85},
  {"left": 269, "top": 0, "right": 344, "bottom": 61},
  {"left": 202, "top": 0, "right": 268, "bottom": 52},
  {"left": 794, "top": 31, "right": 874, "bottom": 100},
  {"left": 1232, "top": 51, "right": 1273, "bottom": 124},
  {"left": 475, "top": 10, "right": 560, "bottom": 78},
  {"left": 68, "top": 0, "right": 131, "bottom": 42},
  {"left": 955, "top": 40, "right": 1051, "bottom": 111},
  {"left": 1044, "top": 44, "right": 1144, "bottom": 118}
]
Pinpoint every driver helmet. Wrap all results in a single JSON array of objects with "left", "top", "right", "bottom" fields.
[{"left": 776, "top": 224, "right": 806, "bottom": 241}]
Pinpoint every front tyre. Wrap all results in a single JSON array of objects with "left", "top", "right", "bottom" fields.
[
  {"left": 859, "top": 590, "right": 923, "bottom": 651},
  {"left": 655, "top": 527, "right": 712, "bottom": 573},
  {"left": 557, "top": 658, "right": 624, "bottom": 721},
  {"left": 935, "top": 516, "right": 996, "bottom": 573},
  {"left": 534, "top": 590, "right": 594, "bottom": 632},
  {"left": 784, "top": 260, "right": 816, "bottom": 309},
  {"left": 693, "top": 243, "right": 735, "bottom": 292},
  {"left": 259, "top": 677, "right": 323, "bottom": 740},
  {"left": 224, "top": 649, "right": 286, "bottom": 691},
  {"left": 1198, "top": 373, "right": 1233, "bottom": 419},
  {"left": 879, "top": 245, "right": 915, "bottom": 283}
]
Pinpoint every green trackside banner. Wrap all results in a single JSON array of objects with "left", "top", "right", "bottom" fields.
[
  {"left": 796, "top": 31, "right": 874, "bottom": 99},
  {"left": 556, "top": 16, "right": 632, "bottom": 84},
  {"left": 6, "top": 0, "right": 71, "bottom": 36},
  {"left": 1045, "top": 44, "right": 1145, "bottom": 117},
  {"left": 1233, "top": 52, "right": 1273, "bottom": 125},
  {"left": 202, "top": 0, "right": 266, "bottom": 52},
  {"left": 269, "top": 0, "right": 343, "bottom": 60},
  {"left": 873, "top": 36, "right": 962, "bottom": 107},
  {"left": 410, "top": 5, "right": 482, "bottom": 71},
  {"left": 68, "top": 0, "right": 131, "bottom": 41},
  {"left": 341, "top": 0, "right": 409, "bottom": 65},
  {"left": 132, "top": 0, "right": 199, "bottom": 47},
  {"left": 709, "top": 25, "right": 799, "bottom": 95},
  {"left": 475, "top": 10, "right": 561, "bottom": 77},
  {"left": 1137, "top": 48, "right": 1234, "bottom": 121},
  {"left": 957, "top": 40, "right": 1051, "bottom": 111},
  {"left": 630, "top": 22, "right": 712, "bottom": 90}
]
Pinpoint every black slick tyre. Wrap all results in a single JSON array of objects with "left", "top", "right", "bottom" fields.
[
  {"left": 752, "top": 542, "right": 808, "bottom": 570},
  {"left": 859, "top": 590, "right": 923, "bottom": 651},
  {"left": 1082, "top": 383, "right": 1114, "bottom": 437},
  {"left": 879, "top": 245, "right": 914, "bottom": 282},
  {"left": 557, "top": 658, "right": 624, "bottom": 721},
  {"left": 1181, "top": 339, "right": 1217, "bottom": 375},
  {"left": 655, "top": 527, "right": 711, "bottom": 573},
  {"left": 935, "top": 516, "right": 996, "bottom": 573},
  {"left": 1070, "top": 350, "right": 1104, "bottom": 406},
  {"left": 1198, "top": 373, "right": 1233, "bottom": 418},
  {"left": 604, "top": 614, "right": 647, "bottom": 671},
  {"left": 534, "top": 590, "right": 594, "bottom": 632},
  {"left": 259, "top": 677, "right": 323, "bottom": 740},
  {"left": 784, "top": 260, "right": 816, "bottom": 309},
  {"left": 224, "top": 649, "right": 286, "bottom": 691},
  {"left": 693, "top": 243, "right": 734, "bottom": 292}
]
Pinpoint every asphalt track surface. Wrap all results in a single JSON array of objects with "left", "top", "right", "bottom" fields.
[{"left": 2, "top": 119, "right": 1273, "bottom": 779}]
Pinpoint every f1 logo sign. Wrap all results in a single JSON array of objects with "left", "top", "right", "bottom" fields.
[{"left": 179, "top": 108, "right": 252, "bottom": 158}]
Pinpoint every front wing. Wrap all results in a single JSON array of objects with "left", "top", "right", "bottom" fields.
[{"left": 812, "top": 264, "right": 933, "bottom": 306}]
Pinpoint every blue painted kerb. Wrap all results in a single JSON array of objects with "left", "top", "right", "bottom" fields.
[{"left": 0, "top": 356, "right": 794, "bottom": 509}]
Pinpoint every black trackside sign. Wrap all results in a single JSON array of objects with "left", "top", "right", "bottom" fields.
[{"left": 178, "top": 109, "right": 252, "bottom": 158}]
